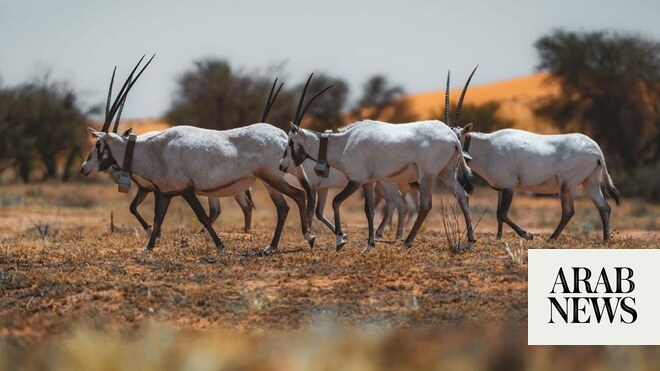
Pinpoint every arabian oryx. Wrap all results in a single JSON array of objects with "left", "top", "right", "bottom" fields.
[
  {"left": 107, "top": 128, "right": 255, "bottom": 235},
  {"left": 285, "top": 158, "right": 417, "bottom": 240},
  {"left": 280, "top": 73, "right": 477, "bottom": 253},
  {"left": 80, "top": 56, "right": 316, "bottom": 254},
  {"left": 451, "top": 124, "right": 621, "bottom": 241}
]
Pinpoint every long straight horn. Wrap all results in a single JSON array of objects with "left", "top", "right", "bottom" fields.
[
  {"left": 102, "top": 55, "right": 145, "bottom": 131},
  {"left": 101, "top": 67, "right": 117, "bottom": 132},
  {"left": 294, "top": 73, "right": 314, "bottom": 126},
  {"left": 298, "top": 84, "right": 334, "bottom": 124},
  {"left": 110, "top": 54, "right": 156, "bottom": 133},
  {"left": 444, "top": 70, "right": 451, "bottom": 126},
  {"left": 260, "top": 78, "right": 283, "bottom": 123},
  {"left": 454, "top": 65, "right": 478, "bottom": 125}
]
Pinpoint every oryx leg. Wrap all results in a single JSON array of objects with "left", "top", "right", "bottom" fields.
[
  {"left": 549, "top": 183, "right": 575, "bottom": 241},
  {"left": 362, "top": 182, "right": 376, "bottom": 253},
  {"left": 234, "top": 191, "right": 253, "bottom": 233},
  {"left": 584, "top": 175, "right": 612, "bottom": 241},
  {"left": 262, "top": 184, "right": 289, "bottom": 255},
  {"left": 439, "top": 169, "right": 476, "bottom": 246},
  {"left": 498, "top": 189, "right": 533, "bottom": 240},
  {"left": 496, "top": 191, "right": 504, "bottom": 239},
  {"left": 333, "top": 181, "right": 361, "bottom": 251},
  {"left": 315, "top": 188, "right": 338, "bottom": 234},
  {"left": 258, "top": 172, "right": 315, "bottom": 248},
  {"left": 405, "top": 181, "right": 420, "bottom": 228},
  {"left": 129, "top": 188, "right": 151, "bottom": 234},
  {"left": 198, "top": 197, "right": 220, "bottom": 234},
  {"left": 208, "top": 197, "right": 221, "bottom": 224},
  {"left": 182, "top": 190, "right": 225, "bottom": 254},
  {"left": 403, "top": 175, "right": 434, "bottom": 248},
  {"left": 377, "top": 182, "right": 407, "bottom": 240},
  {"left": 375, "top": 202, "right": 394, "bottom": 239},
  {"left": 297, "top": 175, "right": 315, "bottom": 231},
  {"left": 145, "top": 192, "right": 172, "bottom": 252}
]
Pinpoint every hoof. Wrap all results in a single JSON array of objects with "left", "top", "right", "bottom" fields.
[
  {"left": 522, "top": 232, "right": 534, "bottom": 241},
  {"left": 145, "top": 227, "right": 153, "bottom": 238},
  {"left": 336, "top": 234, "right": 348, "bottom": 251},
  {"left": 308, "top": 236, "right": 316, "bottom": 249},
  {"left": 216, "top": 245, "right": 225, "bottom": 255},
  {"left": 261, "top": 245, "right": 277, "bottom": 256},
  {"left": 403, "top": 242, "right": 413, "bottom": 249},
  {"left": 141, "top": 247, "right": 153, "bottom": 254},
  {"left": 362, "top": 244, "right": 374, "bottom": 254},
  {"left": 375, "top": 233, "right": 383, "bottom": 239}
]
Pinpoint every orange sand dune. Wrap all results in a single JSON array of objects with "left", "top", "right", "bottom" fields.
[
  {"left": 115, "top": 118, "right": 171, "bottom": 134},
  {"left": 407, "top": 72, "right": 560, "bottom": 133}
]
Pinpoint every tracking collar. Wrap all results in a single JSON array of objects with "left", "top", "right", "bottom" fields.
[
  {"left": 314, "top": 130, "right": 332, "bottom": 178},
  {"left": 117, "top": 134, "right": 137, "bottom": 193}
]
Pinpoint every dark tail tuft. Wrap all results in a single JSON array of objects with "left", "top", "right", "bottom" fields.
[
  {"left": 459, "top": 169, "right": 474, "bottom": 195},
  {"left": 598, "top": 159, "right": 621, "bottom": 206},
  {"left": 601, "top": 183, "right": 622, "bottom": 206},
  {"left": 456, "top": 145, "right": 474, "bottom": 195}
]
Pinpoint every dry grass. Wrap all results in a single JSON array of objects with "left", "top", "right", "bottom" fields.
[{"left": 0, "top": 181, "right": 658, "bottom": 369}]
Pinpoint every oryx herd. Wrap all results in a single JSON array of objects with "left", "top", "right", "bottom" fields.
[{"left": 80, "top": 56, "right": 621, "bottom": 255}]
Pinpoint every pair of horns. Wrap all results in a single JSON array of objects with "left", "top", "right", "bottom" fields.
[
  {"left": 292, "top": 73, "right": 334, "bottom": 127},
  {"left": 444, "top": 65, "right": 478, "bottom": 127},
  {"left": 101, "top": 54, "right": 156, "bottom": 133},
  {"left": 261, "top": 78, "right": 283, "bottom": 123}
]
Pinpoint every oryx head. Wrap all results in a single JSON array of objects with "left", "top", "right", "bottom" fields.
[
  {"left": 279, "top": 74, "right": 333, "bottom": 172},
  {"left": 445, "top": 66, "right": 477, "bottom": 143},
  {"left": 81, "top": 55, "right": 154, "bottom": 176}
]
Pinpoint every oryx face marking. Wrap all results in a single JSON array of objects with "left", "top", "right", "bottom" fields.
[
  {"left": 81, "top": 132, "right": 116, "bottom": 176},
  {"left": 280, "top": 132, "right": 307, "bottom": 172}
]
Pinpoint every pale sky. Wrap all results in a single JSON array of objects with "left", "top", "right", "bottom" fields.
[{"left": 1, "top": 0, "right": 659, "bottom": 119}]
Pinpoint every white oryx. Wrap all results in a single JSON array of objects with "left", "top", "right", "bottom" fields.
[
  {"left": 286, "top": 158, "right": 417, "bottom": 240},
  {"left": 280, "top": 73, "right": 477, "bottom": 253},
  {"left": 451, "top": 124, "right": 621, "bottom": 241},
  {"left": 107, "top": 129, "right": 255, "bottom": 235},
  {"left": 80, "top": 56, "right": 316, "bottom": 254}
]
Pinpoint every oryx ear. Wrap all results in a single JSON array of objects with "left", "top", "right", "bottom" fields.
[
  {"left": 88, "top": 127, "right": 103, "bottom": 138},
  {"left": 463, "top": 123, "right": 473, "bottom": 133},
  {"left": 289, "top": 122, "right": 300, "bottom": 133},
  {"left": 122, "top": 127, "right": 133, "bottom": 136}
]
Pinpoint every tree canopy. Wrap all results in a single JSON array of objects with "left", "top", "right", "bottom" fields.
[{"left": 534, "top": 30, "right": 660, "bottom": 170}]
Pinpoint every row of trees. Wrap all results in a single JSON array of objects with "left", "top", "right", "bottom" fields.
[
  {"left": 0, "top": 75, "right": 89, "bottom": 182},
  {"left": 163, "top": 59, "right": 425, "bottom": 132},
  {"left": 0, "top": 29, "right": 658, "bottom": 200}
]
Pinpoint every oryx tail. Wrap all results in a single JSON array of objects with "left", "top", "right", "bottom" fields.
[
  {"left": 455, "top": 144, "right": 474, "bottom": 194},
  {"left": 598, "top": 156, "right": 621, "bottom": 206}
]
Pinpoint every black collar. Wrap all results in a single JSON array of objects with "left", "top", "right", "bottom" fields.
[
  {"left": 118, "top": 134, "right": 137, "bottom": 172},
  {"left": 314, "top": 130, "right": 332, "bottom": 178}
]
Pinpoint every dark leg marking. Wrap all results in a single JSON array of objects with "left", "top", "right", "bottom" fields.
[
  {"left": 549, "top": 183, "right": 575, "bottom": 241},
  {"left": 130, "top": 188, "right": 151, "bottom": 231},
  {"left": 333, "top": 181, "right": 361, "bottom": 251},
  {"left": 182, "top": 189, "right": 225, "bottom": 254},
  {"left": 498, "top": 189, "right": 533, "bottom": 240}
]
